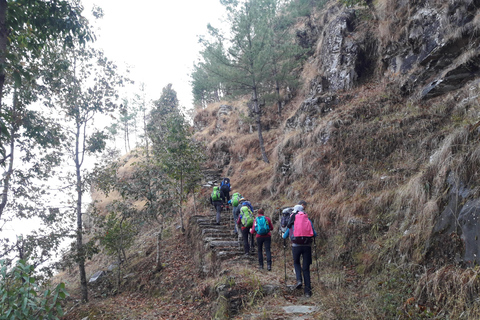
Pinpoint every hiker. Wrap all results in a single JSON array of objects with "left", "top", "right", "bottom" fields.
[
  {"left": 236, "top": 202, "right": 254, "bottom": 256},
  {"left": 280, "top": 206, "right": 294, "bottom": 235},
  {"left": 239, "top": 198, "right": 255, "bottom": 251},
  {"left": 239, "top": 197, "right": 254, "bottom": 213},
  {"left": 210, "top": 186, "right": 225, "bottom": 225},
  {"left": 220, "top": 177, "right": 231, "bottom": 210},
  {"left": 283, "top": 200, "right": 317, "bottom": 298},
  {"left": 250, "top": 209, "right": 274, "bottom": 270},
  {"left": 229, "top": 192, "right": 242, "bottom": 234}
]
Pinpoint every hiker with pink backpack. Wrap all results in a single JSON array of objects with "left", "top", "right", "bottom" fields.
[{"left": 282, "top": 200, "right": 317, "bottom": 298}]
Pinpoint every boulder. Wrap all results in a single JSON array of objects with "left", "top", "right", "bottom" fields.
[{"left": 89, "top": 270, "right": 105, "bottom": 283}]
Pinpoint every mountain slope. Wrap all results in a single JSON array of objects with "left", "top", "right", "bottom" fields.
[{"left": 59, "top": 0, "right": 480, "bottom": 318}]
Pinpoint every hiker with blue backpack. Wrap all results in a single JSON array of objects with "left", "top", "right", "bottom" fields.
[
  {"left": 283, "top": 200, "right": 317, "bottom": 298},
  {"left": 250, "top": 209, "right": 274, "bottom": 270},
  {"left": 210, "top": 186, "right": 225, "bottom": 225},
  {"left": 236, "top": 199, "right": 254, "bottom": 255},
  {"left": 220, "top": 177, "right": 231, "bottom": 210}
]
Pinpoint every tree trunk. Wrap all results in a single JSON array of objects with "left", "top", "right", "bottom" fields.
[
  {"left": 155, "top": 220, "right": 163, "bottom": 272},
  {"left": 193, "top": 191, "right": 197, "bottom": 215},
  {"left": 0, "top": 89, "right": 18, "bottom": 224},
  {"left": 275, "top": 78, "right": 282, "bottom": 116},
  {"left": 179, "top": 174, "right": 185, "bottom": 232},
  {"left": 0, "top": 0, "right": 7, "bottom": 110},
  {"left": 0, "top": 94, "right": 15, "bottom": 220},
  {"left": 252, "top": 87, "right": 269, "bottom": 163},
  {"left": 117, "top": 250, "right": 121, "bottom": 293},
  {"left": 75, "top": 121, "right": 88, "bottom": 303}
]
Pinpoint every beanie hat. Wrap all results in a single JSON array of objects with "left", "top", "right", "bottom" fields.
[{"left": 293, "top": 205, "right": 304, "bottom": 213}]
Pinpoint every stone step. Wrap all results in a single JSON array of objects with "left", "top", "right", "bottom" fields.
[
  {"left": 202, "top": 229, "right": 233, "bottom": 236},
  {"left": 203, "top": 236, "right": 237, "bottom": 243},
  {"left": 216, "top": 250, "right": 244, "bottom": 259},
  {"left": 198, "top": 224, "right": 231, "bottom": 230},
  {"left": 208, "top": 240, "right": 240, "bottom": 248}
]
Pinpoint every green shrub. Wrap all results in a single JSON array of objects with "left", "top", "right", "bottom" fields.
[{"left": 0, "top": 259, "right": 68, "bottom": 319}]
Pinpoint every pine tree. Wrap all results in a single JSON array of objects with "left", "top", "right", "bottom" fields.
[{"left": 193, "top": 0, "right": 305, "bottom": 163}]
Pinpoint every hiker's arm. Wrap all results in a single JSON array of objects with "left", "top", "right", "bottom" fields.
[
  {"left": 268, "top": 217, "right": 274, "bottom": 231},
  {"left": 311, "top": 220, "right": 317, "bottom": 237},
  {"left": 282, "top": 228, "right": 289, "bottom": 239}
]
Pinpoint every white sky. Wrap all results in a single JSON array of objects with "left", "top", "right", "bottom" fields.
[{"left": 81, "top": 0, "right": 226, "bottom": 110}]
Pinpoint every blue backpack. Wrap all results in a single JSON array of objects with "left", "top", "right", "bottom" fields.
[
  {"left": 255, "top": 216, "right": 269, "bottom": 235},
  {"left": 220, "top": 177, "right": 230, "bottom": 188},
  {"left": 240, "top": 201, "right": 253, "bottom": 213}
]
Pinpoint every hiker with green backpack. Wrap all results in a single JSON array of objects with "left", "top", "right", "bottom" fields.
[
  {"left": 210, "top": 186, "right": 225, "bottom": 225},
  {"left": 229, "top": 192, "right": 242, "bottom": 234},
  {"left": 236, "top": 201, "right": 254, "bottom": 256},
  {"left": 250, "top": 209, "right": 274, "bottom": 270}
]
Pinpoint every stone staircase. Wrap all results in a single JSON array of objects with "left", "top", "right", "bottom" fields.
[{"left": 187, "top": 205, "right": 258, "bottom": 275}]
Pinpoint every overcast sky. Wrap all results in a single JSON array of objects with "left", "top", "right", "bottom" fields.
[{"left": 81, "top": 0, "right": 226, "bottom": 110}]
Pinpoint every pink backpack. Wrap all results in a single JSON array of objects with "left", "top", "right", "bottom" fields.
[{"left": 293, "top": 212, "right": 313, "bottom": 237}]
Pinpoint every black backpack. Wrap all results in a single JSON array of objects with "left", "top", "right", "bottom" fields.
[{"left": 281, "top": 207, "right": 293, "bottom": 229}]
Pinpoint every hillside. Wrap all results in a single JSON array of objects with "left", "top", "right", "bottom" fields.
[{"left": 58, "top": 0, "right": 480, "bottom": 319}]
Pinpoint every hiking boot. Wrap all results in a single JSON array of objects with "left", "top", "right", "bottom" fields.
[
  {"left": 259, "top": 265, "right": 264, "bottom": 270},
  {"left": 295, "top": 281, "right": 302, "bottom": 289},
  {"left": 267, "top": 265, "right": 271, "bottom": 271},
  {"left": 305, "top": 292, "right": 312, "bottom": 298}
]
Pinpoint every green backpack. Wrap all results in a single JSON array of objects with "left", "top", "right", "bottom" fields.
[
  {"left": 211, "top": 186, "right": 221, "bottom": 201},
  {"left": 231, "top": 192, "right": 241, "bottom": 207},
  {"left": 240, "top": 206, "right": 253, "bottom": 228}
]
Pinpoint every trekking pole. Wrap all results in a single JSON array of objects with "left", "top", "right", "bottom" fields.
[
  {"left": 314, "top": 237, "right": 320, "bottom": 283},
  {"left": 283, "top": 238, "right": 287, "bottom": 286}
]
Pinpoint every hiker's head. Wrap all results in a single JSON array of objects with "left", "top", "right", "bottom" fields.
[
  {"left": 298, "top": 200, "right": 307, "bottom": 208},
  {"left": 258, "top": 209, "right": 264, "bottom": 215},
  {"left": 293, "top": 204, "right": 304, "bottom": 213}
]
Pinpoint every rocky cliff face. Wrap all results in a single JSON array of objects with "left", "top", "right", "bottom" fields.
[{"left": 282, "top": 0, "right": 480, "bottom": 266}]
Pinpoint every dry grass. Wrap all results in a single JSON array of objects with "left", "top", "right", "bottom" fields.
[{"left": 415, "top": 265, "right": 480, "bottom": 318}]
